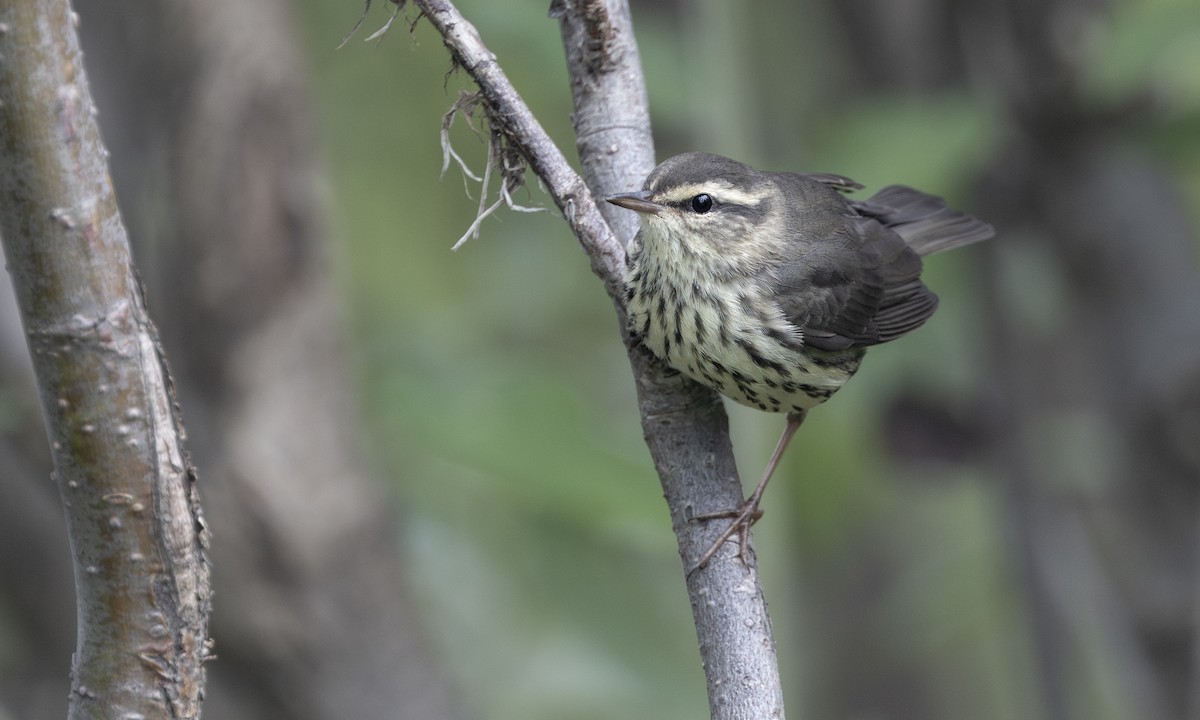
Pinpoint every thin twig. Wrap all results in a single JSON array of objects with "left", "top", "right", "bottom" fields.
[
  {"left": 451, "top": 133, "right": 499, "bottom": 250},
  {"left": 363, "top": 2, "right": 403, "bottom": 44},
  {"left": 440, "top": 92, "right": 483, "bottom": 184}
]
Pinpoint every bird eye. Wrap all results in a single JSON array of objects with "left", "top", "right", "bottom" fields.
[{"left": 690, "top": 194, "right": 713, "bottom": 214}]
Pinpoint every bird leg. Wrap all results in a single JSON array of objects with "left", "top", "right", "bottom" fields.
[{"left": 689, "top": 410, "right": 806, "bottom": 572}]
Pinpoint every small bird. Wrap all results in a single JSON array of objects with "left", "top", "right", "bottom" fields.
[{"left": 608, "top": 152, "right": 992, "bottom": 569}]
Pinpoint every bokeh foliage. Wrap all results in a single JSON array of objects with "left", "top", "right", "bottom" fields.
[{"left": 295, "top": 1, "right": 1200, "bottom": 718}]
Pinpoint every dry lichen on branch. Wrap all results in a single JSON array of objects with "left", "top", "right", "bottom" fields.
[
  {"left": 345, "top": 5, "right": 548, "bottom": 250},
  {"left": 439, "top": 91, "right": 545, "bottom": 250},
  {"left": 340, "top": 0, "right": 409, "bottom": 48}
]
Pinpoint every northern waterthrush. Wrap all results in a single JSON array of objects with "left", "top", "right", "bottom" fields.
[{"left": 608, "top": 152, "right": 992, "bottom": 569}]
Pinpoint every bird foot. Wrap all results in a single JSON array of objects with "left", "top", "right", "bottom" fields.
[{"left": 688, "top": 500, "right": 764, "bottom": 573}]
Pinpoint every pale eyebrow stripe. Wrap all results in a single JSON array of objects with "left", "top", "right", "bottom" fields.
[{"left": 658, "top": 182, "right": 768, "bottom": 207}]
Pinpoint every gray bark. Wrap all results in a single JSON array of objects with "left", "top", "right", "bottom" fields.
[{"left": 0, "top": 0, "right": 211, "bottom": 717}]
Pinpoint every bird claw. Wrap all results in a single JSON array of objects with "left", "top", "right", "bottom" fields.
[
  {"left": 687, "top": 500, "right": 764, "bottom": 573},
  {"left": 685, "top": 412, "right": 805, "bottom": 575}
]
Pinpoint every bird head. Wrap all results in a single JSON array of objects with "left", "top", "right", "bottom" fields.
[{"left": 607, "top": 152, "right": 780, "bottom": 260}]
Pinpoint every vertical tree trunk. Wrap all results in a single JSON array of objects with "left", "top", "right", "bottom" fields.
[
  {"left": 0, "top": 0, "right": 465, "bottom": 717},
  {"left": 0, "top": 0, "right": 211, "bottom": 717}
]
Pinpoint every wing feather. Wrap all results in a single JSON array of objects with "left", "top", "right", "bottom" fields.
[
  {"left": 853, "top": 185, "right": 994, "bottom": 256},
  {"left": 768, "top": 177, "right": 949, "bottom": 350}
]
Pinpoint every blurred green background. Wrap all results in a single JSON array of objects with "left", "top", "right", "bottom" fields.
[
  {"left": 296, "top": 1, "right": 1200, "bottom": 719},
  {"left": 3, "top": 0, "right": 1200, "bottom": 719}
]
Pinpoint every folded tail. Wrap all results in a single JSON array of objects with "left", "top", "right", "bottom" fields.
[{"left": 853, "top": 185, "right": 994, "bottom": 257}]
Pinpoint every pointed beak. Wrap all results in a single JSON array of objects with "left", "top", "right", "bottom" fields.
[{"left": 606, "top": 190, "right": 664, "bottom": 215}]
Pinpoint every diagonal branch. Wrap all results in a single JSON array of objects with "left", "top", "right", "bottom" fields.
[
  {"left": 408, "top": 1, "right": 786, "bottom": 717},
  {"left": 414, "top": 0, "right": 626, "bottom": 301}
]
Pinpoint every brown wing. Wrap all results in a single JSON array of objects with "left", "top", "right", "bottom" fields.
[
  {"left": 768, "top": 174, "right": 941, "bottom": 351},
  {"left": 772, "top": 218, "right": 938, "bottom": 351}
]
